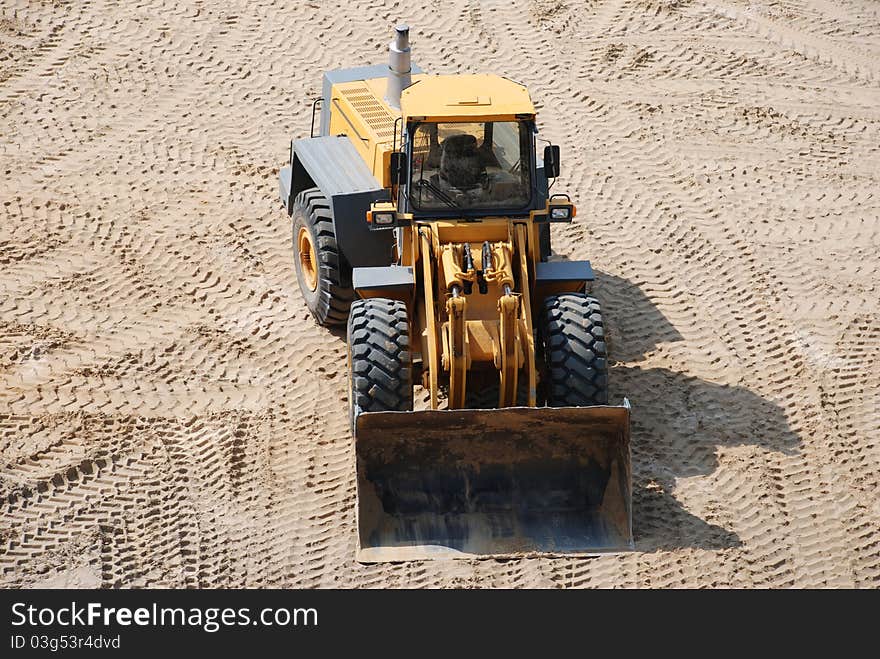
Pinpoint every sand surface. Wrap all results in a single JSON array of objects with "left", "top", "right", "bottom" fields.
[{"left": 2, "top": 0, "right": 879, "bottom": 588}]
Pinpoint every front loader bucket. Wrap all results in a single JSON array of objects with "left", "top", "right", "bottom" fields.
[{"left": 355, "top": 405, "right": 632, "bottom": 562}]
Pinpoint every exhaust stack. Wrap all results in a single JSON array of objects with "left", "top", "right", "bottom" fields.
[{"left": 385, "top": 25, "right": 412, "bottom": 110}]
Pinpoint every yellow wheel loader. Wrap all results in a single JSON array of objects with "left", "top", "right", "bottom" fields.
[{"left": 279, "top": 26, "right": 633, "bottom": 562}]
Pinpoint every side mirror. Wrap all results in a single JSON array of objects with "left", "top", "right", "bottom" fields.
[
  {"left": 389, "top": 151, "right": 408, "bottom": 185},
  {"left": 543, "top": 145, "right": 560, "bottom": 179}
]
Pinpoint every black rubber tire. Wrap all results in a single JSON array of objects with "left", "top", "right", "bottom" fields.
[
  {"left": 540, "top": 293, "right": 609, "bottom": 406},
  {"left": 347, "top": 298, "right": 413, "bottom": 433},
  {"left": 292, "top": 187, "right": 354, "bottom": 326}
]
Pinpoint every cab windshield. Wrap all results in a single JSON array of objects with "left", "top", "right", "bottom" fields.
[{"left": 409, "top": 121, "right": 531, "bottom": 212}]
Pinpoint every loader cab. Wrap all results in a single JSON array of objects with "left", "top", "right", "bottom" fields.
[
  {"left": 393, "top": 74, "right": 554, "bottom": 220},
  {"left": 401, "top": 119, "right": 537, "bottom": 218}
]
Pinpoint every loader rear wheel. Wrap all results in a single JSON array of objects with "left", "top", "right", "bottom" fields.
[
  {"left": 347, "top": 298, "right": 413, "bottom": 433},
  {"left": 541, "top": 293, "right": 608, "bottom": 406},
  {"left": 292, "top": 187, "right": 354, "bottom": 326}
]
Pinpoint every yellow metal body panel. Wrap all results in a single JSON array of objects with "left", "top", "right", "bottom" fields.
[
  {"left": 328, "top": 79, "right": 397, "bottom": 186},
  {"left": 433, "top": 219, "right": 510, "bottom": 244},
  {"left": 466, "top": 320, "right": 498, "bottom": 363},
  {"left": 401, "top": 74, "right": 535, "bottom": 122}
]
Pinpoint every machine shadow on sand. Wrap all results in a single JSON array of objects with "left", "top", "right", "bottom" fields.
[{"left": 594, "top": 270, "right": 802, "bottom": 551}]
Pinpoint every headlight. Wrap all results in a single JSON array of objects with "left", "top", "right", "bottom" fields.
[
  {"left": 372, "top": 212, "right": 395, "bottom": 226},
  {"left": 550, "top": 206, "right": 571, "bottom": 220}
]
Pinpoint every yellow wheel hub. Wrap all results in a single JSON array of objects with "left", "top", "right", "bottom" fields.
[{"left": 297, "top": 226, "right": 318, "bottom": 292}]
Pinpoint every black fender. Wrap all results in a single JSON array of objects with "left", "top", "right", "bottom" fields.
[{"left": 279, "top": 135, "right": 394, "bottom": 268}]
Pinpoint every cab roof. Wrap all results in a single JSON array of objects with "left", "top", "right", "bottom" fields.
[{"left": 400, "top": 74, "right": 535, "bottom": 122}]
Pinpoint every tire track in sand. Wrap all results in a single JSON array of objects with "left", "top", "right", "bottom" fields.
[{"left": 2, "top": 0, "right": 879, "bottom": 588}]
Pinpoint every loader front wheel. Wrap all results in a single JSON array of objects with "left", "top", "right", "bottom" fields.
[
  {"left": 541, "top": 293, "right": 608, "bottom": 406},
  {"left": 292, "top": 187, "right": 354, "bottom": 326},
  {"left": 347, "top": 298, "right": 413, "bottom": 433}
]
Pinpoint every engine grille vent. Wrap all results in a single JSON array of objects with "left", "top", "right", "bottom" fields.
[{"left": 340, "top": 83, "right": 396, "bottom": 144}]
